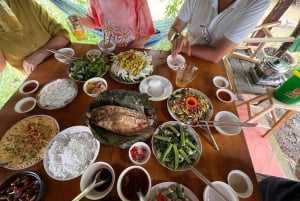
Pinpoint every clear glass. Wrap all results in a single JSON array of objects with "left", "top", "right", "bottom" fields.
[
  {"left": 68, "top": 15, "right": 85, "bottom": 40},
  {"left": 176, "top": 63, "right": 199, "bottom": 87}
]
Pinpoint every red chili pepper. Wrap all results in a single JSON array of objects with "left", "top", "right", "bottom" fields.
[
  {"left": 130, "top": 146, "right": 147, "bottom": 162},
  {"left": 156, "top": 194, "right": 165, "bottom": 201}
]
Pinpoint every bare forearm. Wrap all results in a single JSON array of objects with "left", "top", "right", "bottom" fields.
[
  {"left": 79, "top": 16, "right": 98, "bottom": 29},
  {"left": 128, "top": 36, "right": 150, "bottom": 48},
  {"left": 0, "top": 51, "right": 6, "bottom": 72}
]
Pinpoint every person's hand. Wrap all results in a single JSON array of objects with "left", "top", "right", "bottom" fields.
[
  {"left": 22, "top": 52, "right": 45, "bottom": 74},
  {"left": 171, "top": 36, "right": 191, "bottom": 58}
]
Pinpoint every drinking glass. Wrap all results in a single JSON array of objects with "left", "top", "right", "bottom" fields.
[
  {"left": 68, "top": 15, "right": 85, "bottom": 40},
  {"left": 176, "top": 62, "right": 199, "bottom": 87}
]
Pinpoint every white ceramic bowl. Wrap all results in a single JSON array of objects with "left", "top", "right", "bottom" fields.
[
  {"left": 227, "top": 170, "right": 253, "bottom": 198},
  {"left": 216, "top": 88, "right": 236, "bottom": 103},
  {"left": 128, "top": 142, "right": 151, "bottom": 165},
  {"left": 19, "top": 80, "right": 39, "bottom": 94},
  {"left": 203, "top": 181, "right": 239, "bottom": 201},
  {"left": 83, "top": 77, "right": 107, "bottom": 98},
  {"left": 86, "top": 49, "right": 102, "bottom": 56},
  {"left": 213, "top": 76, "right": 229, "bottom": 89},
  {"left": 167, "top": 54, "right": 185, "bottom": 70},
  {"left": 214, "top": 111, "right": 242, "bottom": 135},
  {"left": 80, "top": 162, "right": 115, "bottom": 200},
  {"left": 117, "top": 166, "right": 151, "bottom": 201},
  {"left": 14, "top": 97, "right": 36, "bottom": 113},
  {"left": 54, "top": 48, "right": 75, "bottom": 63}
]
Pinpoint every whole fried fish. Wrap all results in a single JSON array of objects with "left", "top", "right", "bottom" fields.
[{"left": 86, "top": 105, "right": 151, "bottom": 136}]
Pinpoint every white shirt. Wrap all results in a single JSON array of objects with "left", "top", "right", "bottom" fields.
[{"left": 178, "top": 0, "right": 270, "bottom": 46}]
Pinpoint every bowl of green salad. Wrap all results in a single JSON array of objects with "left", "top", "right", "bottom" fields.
[
  {"left": 68, "top": 54, "right": 111, "bottom": 82},
  {"left": 151, "top": 121, "right": 202, "bottom": 171}
]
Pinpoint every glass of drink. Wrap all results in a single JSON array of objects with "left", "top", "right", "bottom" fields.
[
  {"left": 175, "top": 62, "right": 199, "bottom": 87},
  {"left": 68, "top": 15, "right": 85, "bottom": 40}
]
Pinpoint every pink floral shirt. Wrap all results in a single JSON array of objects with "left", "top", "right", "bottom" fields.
[{"left": 87, "top": 0, "right": 155, "bottom": 47}]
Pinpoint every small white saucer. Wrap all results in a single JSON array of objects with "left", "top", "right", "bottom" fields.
[
  {"left": 213, "top": 76, "right": 229, "bottom": 88},
  {"left": 14, "top": 97, "right": 36, "bottom": 113},
  {"left": 139, "top": 75, "right": 173, "bottom": 101}
]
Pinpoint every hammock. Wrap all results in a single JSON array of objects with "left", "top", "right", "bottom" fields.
[{"left": 49, "top": 0, "right": 172, "bottom": 47}]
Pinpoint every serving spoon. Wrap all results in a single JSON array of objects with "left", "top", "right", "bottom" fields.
[{"left": 72, "top": 169, "right": 111, "bottom": 201}]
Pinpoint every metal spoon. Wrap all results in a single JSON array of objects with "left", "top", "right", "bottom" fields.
[{"left": 72, "top": 169, "right": 111, "bottom": 201}]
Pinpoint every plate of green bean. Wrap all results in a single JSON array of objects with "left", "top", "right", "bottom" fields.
[{"left": 151, "top": 121, "right": 202, "bottom": 171}]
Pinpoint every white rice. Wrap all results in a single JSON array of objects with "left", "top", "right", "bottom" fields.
[
  {"left": 47, "top": 131, "right": 97, "bottom": 179},
  {"left": 38, "top": 79, "right": 77, "bottom": 108}
]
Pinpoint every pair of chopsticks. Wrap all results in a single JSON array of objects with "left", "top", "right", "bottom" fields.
[
  {"left": 190, "top": 167, "right": 230, "bottom": 201},
  {"left": 198, "top": 120, "right": 257, "bottom": 128},
  {"left": 46, "top": 49, "right": 77, "bottom": 60}
]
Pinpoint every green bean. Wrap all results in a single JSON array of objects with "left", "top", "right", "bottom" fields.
[
  {"left": 178, "top": 148, "right": 191, "bottom": 163},
  {"left": 185, "top": 138, "right": 200, "bottom": 153},
  {"left": 173, "top": 144, "right": 179, "bottom": 170},
  {"left": 180, "top": 125, "right": 185, "bottom": 147},
  {"left": 154, "top": 135, "right": 172, "bottom": 142},
  {"left": 161, "top": 143, "right": 173, "bottom": 163},
  {"left": 166, "top": 124, "right": 180, "bottom": 136}
]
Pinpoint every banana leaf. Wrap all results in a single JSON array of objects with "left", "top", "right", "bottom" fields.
[{"left": 86, "top": 89, "right": 157, "bottom": 149}]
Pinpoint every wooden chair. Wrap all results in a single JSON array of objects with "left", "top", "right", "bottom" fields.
[
  {"left": 229, "top": 21, "right": 295, "bottom": 64},
  {"left": 236, "top": 88, "right": 300, "bottom": 138}
]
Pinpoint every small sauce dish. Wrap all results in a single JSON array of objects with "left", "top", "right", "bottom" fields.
[
  {"left": 86, "top": 49, "right": 102, "bottom": 56},
  {"left": 128, "top": 142, "right": 151, "bottom": 165},
  {"left": 14, "top": 97, "right": 36, "bottom": 113},
  {"left": 216, "top": 88, "right": 236, "bottom": 103},
  {"left": 54, "top": 48, "right": 75, "bottom": 63},
  {"left": 167, "top": 54, "right": 185, "bottom": 70},
  {"left": 227, "top": 169, "right": 253, "bottom": 198},
  {"left": 83, "top": 77, "right": 107, "bottom": 98},
  {"left": 19, "top": 80, "right": 39, "bottom": 94},
  {"left": 213, "top": 76, "right": 229, "bottom": 89},
  {"left": 214, "top": 111, "right": 242, "bottom": 135}
]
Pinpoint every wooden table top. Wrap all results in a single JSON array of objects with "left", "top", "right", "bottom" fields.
[{"left": 0, "top": 43, "right": 262, "bottom": 201}]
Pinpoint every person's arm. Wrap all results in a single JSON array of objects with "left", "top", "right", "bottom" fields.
[
  {"left": 0, "top": 51, "right": 6, "bottom": 72},
  {"left": 22, "top": 36, "right": 69, "bottom": 73},
  {"left": 79, "top": 16, "right": 99, "bottom": 29}
]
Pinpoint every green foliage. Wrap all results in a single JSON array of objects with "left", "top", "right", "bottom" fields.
[{"left": 160, "top": 0, "right": 183, "bottom": 18}]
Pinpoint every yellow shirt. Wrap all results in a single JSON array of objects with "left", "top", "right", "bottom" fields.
[{"left": 0, "top": 0, "right": 69, "bottom": 74}]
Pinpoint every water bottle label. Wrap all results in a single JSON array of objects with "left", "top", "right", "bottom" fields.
[{"left": 285, "top": 88, "right": 300, "bottom": 99}]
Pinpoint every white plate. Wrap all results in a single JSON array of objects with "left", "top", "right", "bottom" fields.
[
  {"left": 167, "top": 88, "right": 213, "bottom": 125},
  {"left": 43, "top": 126, "right": 100, "bottom": 181},
  {"left": 148, "top": 182, "right": 199, "bottom": 201},
  {"left": 139, "top": 75, "right": 173, "bottom": 101},
  {"left": 36, "top": 78, "right": 78, "bottom": 110}
]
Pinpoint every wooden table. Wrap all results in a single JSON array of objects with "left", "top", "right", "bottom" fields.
[{"left": 0, "top": 43, "right": 262, "bottom": 201}]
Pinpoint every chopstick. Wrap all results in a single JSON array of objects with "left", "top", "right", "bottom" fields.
[
  {"left": 46, "top": 49, "right": 77, "bottom": 60},
  {"left": 198, "top": 120, "right": 257, "bottom": 127},
  {"left": 201, "top": 122, "right": 219, "bottom": 151},
  {"left": 190, "top": 167, "right": 230, "bottom": 201}
]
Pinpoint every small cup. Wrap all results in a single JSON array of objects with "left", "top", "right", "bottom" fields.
[
  {"left": 213, "top": 76, "right": 229, "bottom": 89},
  {"left": 86, "top": 49, "right": 102, "bottom": 56},
  {"left": 175, "top": 63, "right": 199, "bottom": 87},
  {"left": 128, "top": 142, "right": 151, "bottom": 165},
  {"left": 14, "top": 97, "right": 36, "bottom": 113},
  {"left": 147, "top": 79, "right": 163, "bottom": 97},
  {"left": 216, "top": 89, "right": 236, "bottom": 103},
  {"left": 167, "top": 54, "right": 186, "bottom": 70},
  {"left": 227, "top": 170, "right": 253, "bottom": 198},
  {"left": 98, "top": 38, "right": 116, "bottom": 54},
  {"left": 19, "top": 80, "right": 39, "bottom": 94}
]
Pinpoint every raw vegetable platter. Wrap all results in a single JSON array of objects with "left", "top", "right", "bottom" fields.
[
  {"left": 109, "top": 50, "right": 153, "bottom": 84},
  {"left": 151, "top": 121, "right": 202, "bottom": 171},
  {"left": 167, "top": 88, "right": 213, "bottom": 125},
  {"left": 68, "top": 54, "right": 111, "bottom": 82}
]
